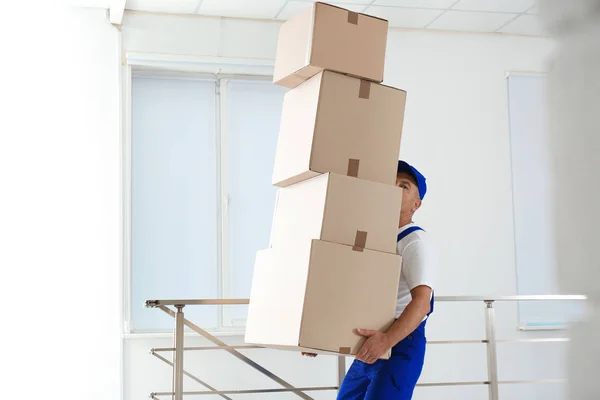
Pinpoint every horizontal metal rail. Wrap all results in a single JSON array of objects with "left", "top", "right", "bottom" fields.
[
  {"left": 434, "top": 295, "right": 586, "bottom": 302},
  {"left": 499, "top": 379, "right": 566, "bottom": 385},
  {"left": 151, "top": 345, "right": 261, "bottom": 352},
  {"left": 146, "top": 299, "right": 249, "bottom": 307},
  {"left": 151, "top": 337, "right": 571, "bottom": 354},
  {"left": 496, "top": 338, "right": 570, "bottom": 343},
  {"left": 150, "top": 386, "right": 339, "bottom": 397},
  {"left": 146, "top": 295, "right": 586, "bottom": 400},
  {"left": 145, "top": 295, "right": 587, "bottom": 307},
  {"left": 416, "top": 378, "right": 567, "bottom": 387},
  {"left": 417, "top": 381, "right": 489, "bottom": 387}
]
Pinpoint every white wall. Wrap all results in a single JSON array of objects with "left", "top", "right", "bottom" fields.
[
  {"left": 542, "top": 1, "right": 600, "bottom": 397},
  {"left": 120, "top": 11, "right": 565, "bottom": 400},
  {"left": 1, "top": 4, "right": 121, "bottom": 400}
]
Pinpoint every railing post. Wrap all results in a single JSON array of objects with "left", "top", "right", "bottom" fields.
[
  {"left": 173, "top": 305, "right": 185, "bottom": 400},
  {"left": 484, "top": 300, "right": 499, "bottom": 400},
  {"left": 337, "top": 356, "right": 346, "bottom": 390}
]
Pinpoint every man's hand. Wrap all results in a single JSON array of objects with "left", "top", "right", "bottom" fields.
[
  {"left": 301, "top": 352, "right": 317, "bottom": 358},
  {"left": 355, "top": 329, "right": 391, "bottom": 364}
]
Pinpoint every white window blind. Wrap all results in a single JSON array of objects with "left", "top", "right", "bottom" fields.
[
  {"left": 129, "top": 75, "right": 285, "bottom": 332},
  {"left": 131, "top": 76, "right": 219, "bottom": 332},
  {"left": 223, "top": 80, "right": 286, "bottom": 326},
  {"left": 508, "top": 74, "right": 586, "bottom": 329}
]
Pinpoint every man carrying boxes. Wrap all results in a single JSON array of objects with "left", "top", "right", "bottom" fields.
[
  {"left": 335, "top": 160, "right": 436, "bottom": 399},
  {"left": 244, "top": 2, "right": 437, "bottom": 399}
]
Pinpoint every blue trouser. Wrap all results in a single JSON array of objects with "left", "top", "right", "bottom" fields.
[{"left": 336, "top": 320, "right": 427, "bottom": 400}]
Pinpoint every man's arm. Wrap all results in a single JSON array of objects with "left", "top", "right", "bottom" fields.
[
  {"left": 383, "top": 285, "right": 431, "bottom": 345},
  {"left": 354, "top": 285, "right": 431, "bottom": 364},
  {"left": 355, "top": 236, "right": 436, "bottom": 364}
]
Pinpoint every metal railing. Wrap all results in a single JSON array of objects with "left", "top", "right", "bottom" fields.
[{"left": 144, "top": 295, "right": 586, "bottom": 400}]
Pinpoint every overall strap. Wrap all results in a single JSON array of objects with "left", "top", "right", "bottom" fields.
[
  {"left": 397, "top": 226, "right": 424, "bottom": 242},
  {"left": 428, "top": 292, "right": 435, "bottom": 316}
]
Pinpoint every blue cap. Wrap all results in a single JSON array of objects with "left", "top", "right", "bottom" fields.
[{"left": 397, "top": 160, "right": 427, "bottom": 200}]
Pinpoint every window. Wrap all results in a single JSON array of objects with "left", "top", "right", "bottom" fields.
[
  {"left": 507, "top": 73, "right": 586, "bottom": 328},
  {"left": 128, "top": 73, "right": 285, "bottom": 333}
]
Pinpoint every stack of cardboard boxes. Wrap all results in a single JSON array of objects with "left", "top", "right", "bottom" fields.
[{"left": 245, "top": 2, "right": 408, "bottom": 358}]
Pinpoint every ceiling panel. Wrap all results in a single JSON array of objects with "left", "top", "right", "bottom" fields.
[
  {"left": 317, "top": 0, "right": 373, "bottom": 4},
  {"left": 372, "top": 0, "right": 457, "bottom": 9},
  {"left": 277, "top": 1, "right": 368, "bottom": 20},
  {"left": 121, "top": 0, "right": 548, "bottom": 36},
  {"left": 452, "top": 0, "right": 535, "bottom": 14},
  {"left": 367, "top": 6, "right": 444, "bottom": 28},
  {"left": 319, "top": 2, "right": 367, "bottom": 11},
  {"left": 276, "top": 1, "right": 313, "bottom": 19},
  {"left": 526, "top": 4, "right": 538, "bottom": 14},
  {"left": 428, "top": 10, "right": 517, "bottom": 32},
  {"left": 126, "top": 0, "right": 201, "bottom": 14},
  {"left": 498, "top": 14, "right": 545, "bottom": 35},
  {"left": 197, "top": 0, "right": 287, "bottom": 19}
]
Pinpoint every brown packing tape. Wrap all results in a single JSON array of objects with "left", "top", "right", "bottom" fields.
[
  {"left": 352, "top": 231, "right": 367, "bottom": 252},
  {"left": 347, "top": 159, "right": 360, "bottom": 177},
  {"left": 359, "top": 80, "right": 371, "bottom": 99},
  {"left": 347, "top": 11, "right": 359, "bottom": 25},
  {"left": 339, "top": 347, "right": 351, "bottom": 354}
]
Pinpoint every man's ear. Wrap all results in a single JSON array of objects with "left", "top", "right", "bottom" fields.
[{"left": 412, "top": 198, "right": 422, "bottom": 213}]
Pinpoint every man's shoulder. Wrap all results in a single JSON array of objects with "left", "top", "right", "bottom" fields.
[
  {"left": 397, "top": 225, "right": 430, "bottom": 242},
  {"left": 397, "top": 226, "right": 433, "bottom": 254}
]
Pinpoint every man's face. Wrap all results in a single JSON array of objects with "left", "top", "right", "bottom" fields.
[{"left": 396, "top": 172, "right": 422, "bottom": 215}]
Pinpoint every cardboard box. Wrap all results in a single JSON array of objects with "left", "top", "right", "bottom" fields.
[
  {"left": 273, "top": 2, "right": 389, "bottom": 88},
  {"left": 270, "top": 173, "right": 402, "bottom": 254},
  {"left": 244, "top": 240, "right": 401, "bottom": 357},
  {"left": 272, "top": 70, "right": 406, "bottom": 187}
]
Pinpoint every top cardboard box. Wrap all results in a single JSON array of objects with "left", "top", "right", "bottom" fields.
[{"left": 273, "top": 2, "right": 389, "bottom": 89}]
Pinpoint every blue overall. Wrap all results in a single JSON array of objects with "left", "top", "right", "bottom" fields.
[{"left": 337, "top": 226, "right": 434, "bottom": 400}]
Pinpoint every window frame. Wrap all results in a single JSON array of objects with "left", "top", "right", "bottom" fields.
[{"left": 121, "top": 53, "right": 276, "bottom": 336}]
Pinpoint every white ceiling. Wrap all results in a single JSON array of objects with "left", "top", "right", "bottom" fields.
[{"left": 89, "top": 0, "right": 548, "bottom": 36}]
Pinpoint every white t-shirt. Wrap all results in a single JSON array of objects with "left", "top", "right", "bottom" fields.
[{"left": 395, "top": 223, "right": 437, "bottom": 319}]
